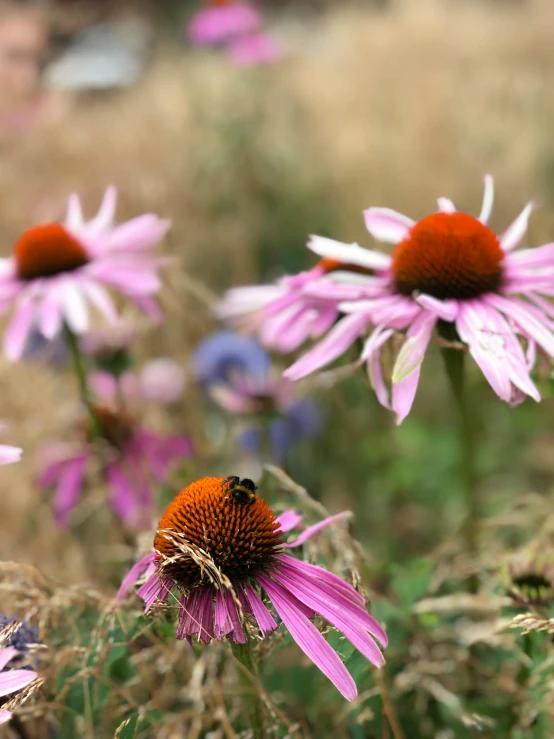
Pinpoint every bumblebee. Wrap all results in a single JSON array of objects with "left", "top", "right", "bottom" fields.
[{"left": 221, "top": 475, "right": 257, "bottom": 505}]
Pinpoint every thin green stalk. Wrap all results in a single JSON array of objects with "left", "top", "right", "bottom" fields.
[
  {"left": 439, "top": 327, "right": 479, "bottom": 593},
  {"left": 64, "top": 325, "right": 102, "bottom": 438},
  {"left": 231, "top": 640, "right": 266, "bottom": 739}
]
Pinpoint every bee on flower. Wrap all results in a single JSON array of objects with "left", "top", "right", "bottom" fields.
[{"left": 118, "top": 475, "right": 387, "bottom": 702}]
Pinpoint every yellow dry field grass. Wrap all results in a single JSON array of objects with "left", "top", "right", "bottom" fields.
[{"left": 1, "top": 0, "right": 554, "bottom": 583}]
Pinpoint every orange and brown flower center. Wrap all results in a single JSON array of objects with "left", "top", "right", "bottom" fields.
[
  {"left": 391, "top": 213, "right": 504, "bottom": 300},
  {"left": 154, "top": 476, "right": 282, "bottom": 589},
  {"left": 14, "top": 224, "right": 89, "bottom": 281},
  {"left": 317, "top": 258, "right": 374, "bottom": 277},
  {"left": 85, "top": 406, "right": 134, "bottom": 449}
]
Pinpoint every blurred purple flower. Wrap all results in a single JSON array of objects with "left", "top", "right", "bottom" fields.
[
  {"left": 36, "top": 408, "right": 193, "bottom": 529},
  {"left": 226, "top": 31, "right": 281, "bottom": 66},
  {"left": 90, "top": 358, "right": 185, "bottom": 408},
  {"left": 194, "top": 330, "right": 271, "bottom": 386},
  {"left": 187, "top": 1, "right": 261, "bottom": 47},
  {"left": 20, "top": 325, "right": 69, "bottom": 366},
  {"left": 194, "top": 331, "right": 322, "bottom": 463}
]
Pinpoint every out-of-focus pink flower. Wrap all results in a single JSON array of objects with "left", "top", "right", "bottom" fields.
[
  {"left": 89, "top": 358, "right": 185, "bottom": 407},
  {"left": 226, "top": 32, "right": 281, "bottom": 66},
  {"left": 0, "top": 423, "right": 21, "bottom": 465},
  {"left": 284, "top": 177, "right": 554, "bottom": 423},
  {"left": 139, "top": 358, "right": 186, "bottom": 405},
  {"left": 187, "top": 1, "right": 261, "bottom": 46},
  {"left": 216, "top": 249, "right": 382, "bottom": 354},
  {"left": 80, "top": 322, "right": 135, "bottom": 359},
  {"left": 0, "top": 445, "right": 22, "bottom": 465},
  {"left": 118, "top": 476, "right": 386, "bottom": 701},
  {"left": 0, "top": 647, "right": 38, "bottom": 724},
  {"left": 37, "top": 407, "right": 193, "bottom": 529},
  {"left": 0, "top": 188, "right": 169, "bottom": 361}
]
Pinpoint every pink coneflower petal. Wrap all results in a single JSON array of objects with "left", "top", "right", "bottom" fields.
[
  {"left": 308, "top": 235, "right": 392, "bottom": 271},
  {"left": 415, "top": 294, "right": 458, "bottom": 321},
  {"left": 363, "top": 208, "right": 415, "bottom": 244},
  {"left": 0, "top": 445, "right": 22, "bottom": 465},
  {"left": 478, "top": 175, "right": 494, "bottom": 224},
  {"left": 54, "top": 454, "right": 88, "bottom": 528},
  {"left": 117, "top": 552, "right": 157, "bottom": 601},
  {"left": 0, "top": 648, "right": 17, "bottom": 672},
  {"left": 105, "top": 462, "right": 141, "bottom": 526},
  {"left": 500, "top": 203, "right": 533, "bottom": 252},
  {"left": 39, "top": 290, "right": 62, "bottom": 338},
  {"left": 80, "top": 282, "right": 118, "bottom": 323},
  {"left": 281, "top": 511, "right": 351, "bottom": 549},
  {"left": 276, "top": 510, "right": 304, "bottom": 532},
  {"left": 242, "top": 583, "right": 277, "bottom": 636},
  {"left": 284, "top": 313, "right": 369, "bottom": 381},
  {"left": 0, "top": 669, "right": 36, "bottom": 698},
  {"left": 485, "top": 294, "right": 554, "bottom": 356},
  {"left": 273, "top": 559, "right": 386, "bottom": 647},
  {"left": 391, "top": 313, "right": 437, "bottom": 423},
  {"left": 258, "top": 573, "right": 357, "bottom": 701},
  {"left": 4, "top": 297, "right": 35, "bottom": 361},
  {"left": 437, "top": 198, "right": 456, "bottom": 214}
]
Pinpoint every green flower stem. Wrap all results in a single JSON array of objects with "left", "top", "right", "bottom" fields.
[
  {"left": 231, "top": 639, "right": 266, "bottom": 739},
  {"left": 64, "top": 325, "right": 102, "bottom": 439},
  {"left": 440, "top": 337, "right": 479, "bottom": 593}
]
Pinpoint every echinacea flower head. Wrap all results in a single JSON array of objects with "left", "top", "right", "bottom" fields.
[
  {"left": 0, "top": 188, "right": 169, "bottom": 361},
  {"left": 216, "top": 252, "right": 383, "bottom": 354},
  {"left": 37, "top": 406, "right": 193, "bottom": 529},
  {"left": 0, "top": 646, "right": 39, "bottom": 724},
  {"left": 285, "top": 177, "right": 554, "bottom": 422},
  {"left": 186, "top": 0, "right": 261, "bottom": 47},
  {"left": 118, "top": 475, "right": 387, "bottom": 701}
]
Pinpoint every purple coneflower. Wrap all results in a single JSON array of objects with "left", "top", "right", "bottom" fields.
[
  {"left": 117, "top": 475, "right": 387, "bottom": 701},
  {"left": 187, "top": 0, "right": 261, "bottom": 46},
  {"left": 37, "top": 406, "right": 192, "bottom": 529},
  {"left": 0, "top": 188, "right": 169, "bottom": 361},
  {"left": 282, "top": 177, "right": 554, "bottom": 422},
  {"left": 216, "top": 251, "right": 383, "bottom": 354}
]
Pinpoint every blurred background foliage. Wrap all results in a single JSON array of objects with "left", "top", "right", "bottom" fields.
[{"left": 2, "top": 0, "right": 554, "bottom": 736}]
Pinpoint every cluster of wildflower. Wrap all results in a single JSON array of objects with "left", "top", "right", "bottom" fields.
[
  {"left": 194, "top": 330, "right": 322, "bottom": 464},
  {"left": 186, "top": 0, "right": 281, "bottom": 67},
  {"left": 0, "top": 616, "right": 38, "bottom": 658},
  {"left": 218, "top": 177, "right": 554, "bottom": 423}
]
